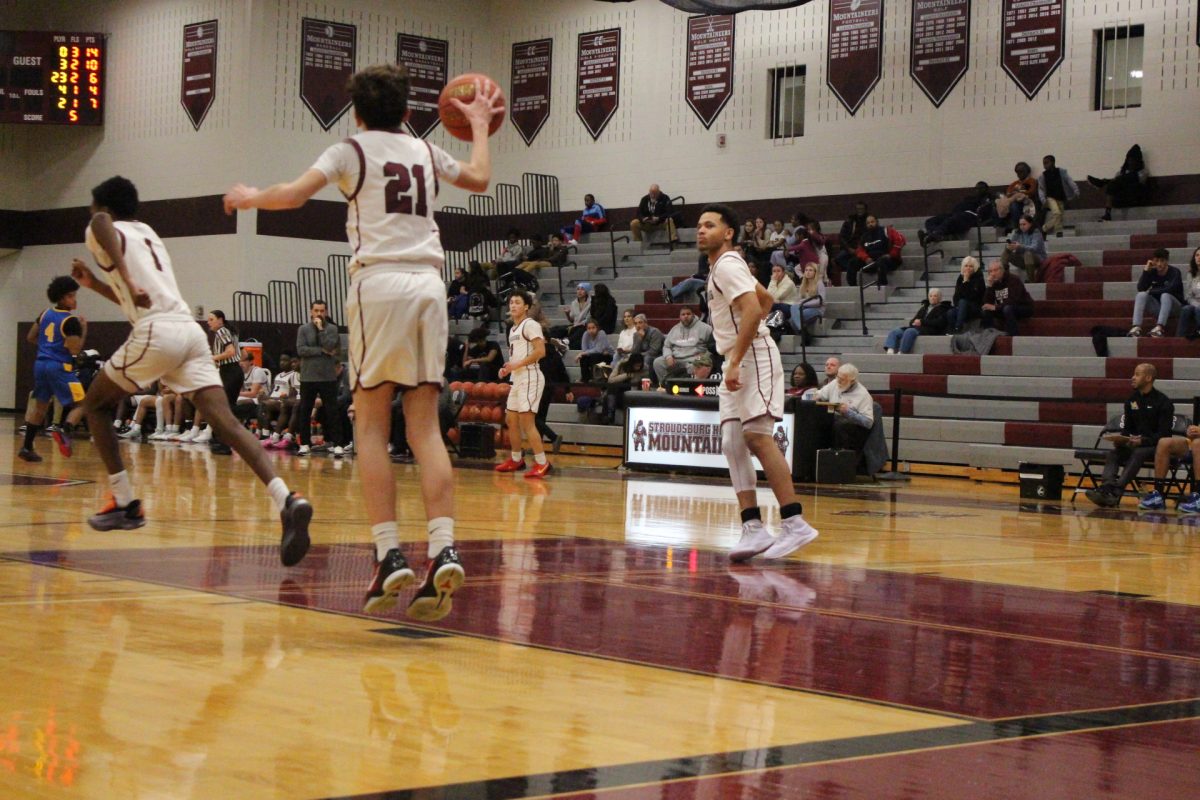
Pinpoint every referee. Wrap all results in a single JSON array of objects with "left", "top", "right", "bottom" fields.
[{"left": 207, "top": 310, "right": 241, "bottom": 455}]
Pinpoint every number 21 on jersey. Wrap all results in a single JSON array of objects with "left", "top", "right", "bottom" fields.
[{"left": 384, "top": 162, "right": 428, "bottom": 216}]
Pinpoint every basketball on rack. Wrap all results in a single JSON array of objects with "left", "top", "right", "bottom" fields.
[{"left": 438, "top": 73, "right": 506, "bottom": 141}]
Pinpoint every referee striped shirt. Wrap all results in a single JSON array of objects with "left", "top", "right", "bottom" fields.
[{"left": 212, "top": 325, "right": 240, "bottom": 366}]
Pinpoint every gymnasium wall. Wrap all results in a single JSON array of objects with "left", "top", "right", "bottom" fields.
[{"left": 2, "top": 0, "right": 1199, "bottom": 407}]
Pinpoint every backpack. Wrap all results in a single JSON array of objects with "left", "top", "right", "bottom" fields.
[
  {"left": 468, "top": 292, "right": 487, "bottom": 316},
  {"left": 886, "top": 226, "right": 907, "bottom": 262}
]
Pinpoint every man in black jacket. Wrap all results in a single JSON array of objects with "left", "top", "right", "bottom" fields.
[
  {"left": 631, "top": 184, "right": 679, "bottom": 247},
  {"left": 1129, "top": 248, "right": 1183, "bottom": 338},
  {"left": 1086, "top": 363, "right": 1175, "bottom": 507},
  {"left": 919, "top": 182, "right": 996, "bottom": 245}
]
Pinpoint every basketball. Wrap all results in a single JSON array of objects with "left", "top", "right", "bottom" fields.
[
  {"left": 447, "top": 427, "right": 460, "bottom": 444},
  {"left": 498, "top": 383, "right": 511, "bottom": 397},
  {"left": 461, "top": 382, "right": 475, "bottom": 397},
  {"left": 449, "top": 381, "right": 463, "bottom": 393},
  {"left": 490, "top": 406, "right": 503, "bottom": 423},
  {"left": 438, "top": 73, "right": 505, "bottom": 141}
]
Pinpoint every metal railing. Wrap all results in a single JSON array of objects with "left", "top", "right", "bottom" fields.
[
  {"left": 522, "top": 172, "right": 559, "bottom": 214},
  {"left": 555, "top": 244, "right": 580, "bottom": 304},
  {"left": 856, "top": 267, "right": 884, "bottom": 335},
  {"left": 266, "top": 280, "right": 303, "bottom": 325},
  {"left": 326, "top": 255, "right": 350, "bottom": 325},
  {"left": 920, "top": 245, "right": 944, "bottom": 299},
  {"left": 297, "top": 267, "right": 329, "bottom": 317},
  {"left": 232, "top": 290, "right": 269, "bottom": 323}
]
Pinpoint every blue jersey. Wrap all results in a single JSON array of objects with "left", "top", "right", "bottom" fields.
[{"left": 35, "top": 307, "right": 78, "bottom": 365}]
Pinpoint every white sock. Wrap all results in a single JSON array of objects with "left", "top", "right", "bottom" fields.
[
  {"left": 427, "top": 517, "right": 454, "bottom": 558},
  {"left": 534, "top": 452, "right": 548, "bottom": 465},
  {"left": 167, "top": 424, "right": 178, "bottom": 433},
  {"left": 109, "top": 471, "right": 134, "bottom": 507},
  {"left": 511, "top": 450, "right": 523, "bottom": 462},
  {"left": 266, "top": 477, "right": 290, "bottom": 513},
  {"left": 371, "top": 522, "right": 400, "bottom": 561}
]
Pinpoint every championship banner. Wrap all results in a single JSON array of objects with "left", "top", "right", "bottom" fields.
[
  {"left": 910, "top": 0, "right": 969, "bottom": 107},
  {"left": 1001, "top": 0, "right": 1065, "bottom": 99},
  {"left": 181, "top": 20, "right": 217, "bottom": 130},
  {"left": 576, "top": 28, "right": 621, "bottom": 140},
  {"left": 299, "top": 17, "right": 355, "bottom": 130},
  {"left": 685, "top": 14, "right": 734, "bottom": 129},
  {"left": 397, "top": 34, "right": 448, "bottom": 139},
  {"left": 510, "top": 38, "right": 552, "bottom": 146},
  {"left": 826, "top": 0, "right": 883, "bottom": 115},
  {"left": 624, "top": 404, "right": 794, "bottom": 473}
]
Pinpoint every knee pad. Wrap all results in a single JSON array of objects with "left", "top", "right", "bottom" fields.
[{"left": 722, "top": 421, "right": 757, "bottom": 494}]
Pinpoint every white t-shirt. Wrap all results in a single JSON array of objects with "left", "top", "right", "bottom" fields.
[
  {"left": 269, "top": 370, "right": 299, "bottom": 399},
  {"left": 507, "top": 318, "right": 544, "bottom": 378},
  {"left": 242, "top": 365, "right": 270, "bottom": 392},
  {"left": 85, "top": 219, "right": 193, "bottom": 325},
  {"left": 706, "top": 250, "right": 768, "bottom": 355},
  {"left": 311, "top": 130, "right": 462, "bottom": 277}
]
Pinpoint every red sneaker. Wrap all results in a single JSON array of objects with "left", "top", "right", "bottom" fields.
[
  {"left": 494, "top": 458, "right": 526, "bottom": 473},
  {"left": 524, "top": 461, "right": 552, "bottom": 479},
  {"left": 51, "top": 428, "right": 73, "bottom": 458}
]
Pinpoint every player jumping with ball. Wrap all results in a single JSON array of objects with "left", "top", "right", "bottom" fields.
[
  {"left": 224, "top": 64, "right": 502, "bottom": 620},
  {"left": 697, "top": 204, "right": 819, "bottom": 561}
]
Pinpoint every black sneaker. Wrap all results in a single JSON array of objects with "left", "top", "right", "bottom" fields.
[
  {"left": 1085, "top": 487, "right": 1121, "bottom": 508},
  {"left": 407, "top": 545, "right": 465, "bottom": 622},
  {"left": 280, "top": 492, "right": 312, "bottom": 567},
  {"left": 89, "top": 498, "right": 146, "bottom": 531},
  {"left": 661, "top": 284, "right": 672, "bottom": 304},
  {"left": 17, "top": 448, "right": 41, "bottom": 463},
  {"left": 210, "top": 442, "right": 233, "bottom": 455},
  {"left": 363, "top": 548, "right": 416, "bottom": 614}
]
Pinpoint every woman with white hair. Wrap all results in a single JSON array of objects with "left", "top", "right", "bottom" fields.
[
  {"left": 883, "top": 288, "right": 952, "bottom": 354},
  {"left": 815, "top": 363, "right": 875, "bottom": 453},
  {"left": 950, "top": 256, "right": 986, "bottom": 334}
]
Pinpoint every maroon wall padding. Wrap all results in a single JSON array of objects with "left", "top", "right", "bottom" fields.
[
  {"left": 1023, "top": 317, "right": 1126, "bottom": 336},
  {"left": 1106, "top": 357, "right": 1173, "bottom": 380},
  {"left": 15, "top": 196, "right": 235, "bottom": 247},
  {"left": 1158, "top": 218, "right": 1200, "bottom": 234},
  {"left": 889, "top": 373, "right": 947, "bottom": 394},
  {"left": 1072, "top": 266, "right": 1136, "bottom": 282},
  {"left": 0, "top": 210, "right": 23, "bottom": 249},
  {"left": 1102, "top": 248, "right": 1156, "bottom": 266},
  {"left": 1131, "top": 233, "right": 1187, "bottom": 249},
  {"left": 1074, "top": 378, "right": 1134, "bottom": 401},
  {"left": 876, "top": 393, "right": 914, "bottom": 417},
  {"left": 1138, "top": 338, "right": 1200, "bottom": 357},
  {"left": 1040, "top": 401, "right": 1107, "bottom": 424},
  {"left": 1005, "top": 421, "right": 1072, "bottom": 448},
  {"left": 922, "top": 354, "right": 980, "bottom": 375},
  {"left": 1035, "top": 299, "right": 1128, "bottom": 317},
  {"left": 1045, "top": 283, "right": 1103, "bottom": 300}
]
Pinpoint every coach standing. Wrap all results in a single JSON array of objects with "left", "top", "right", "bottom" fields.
[{"left": 295, "top": 300, "right": 343, "bottom": 457}]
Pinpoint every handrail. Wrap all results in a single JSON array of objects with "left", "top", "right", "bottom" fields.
[
  {"left": 608, "top": 229, "right": 628, "bottom": 279},
  {"left": 556, "top": 259, "right": 578, "bottom": 305},
  {"left": 920, "top": 246, "right": 944, "bottom": 298},
  {"left": 856, "top": 264, "right": 881, "bottom": 335},
  {"left": 795, "top": 294, "right": 823, "bottom": 365},
  {"left": 975, "top": 216, "right": 986, "bottom": 262}
]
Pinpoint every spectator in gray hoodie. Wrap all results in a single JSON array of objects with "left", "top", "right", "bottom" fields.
[
  {"left": 295, "top": 299, "right": 343, "bottom": 456},
  {"left": 653, "top": 307, "right": 714, "bottom": 385}
]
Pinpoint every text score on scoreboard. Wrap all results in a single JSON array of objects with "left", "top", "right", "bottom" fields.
[{"left": 0, "top": 31, "right": 105, "bottom": 125}]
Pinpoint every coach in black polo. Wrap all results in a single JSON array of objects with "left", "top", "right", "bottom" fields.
[{"left": 1086, "top": 362, "right": 1174, "bottom": 507}]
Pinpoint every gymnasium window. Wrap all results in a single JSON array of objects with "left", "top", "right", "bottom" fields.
[
  {"left": 1093, "top": 23, "right": 1144, "bottom": 111},
  {"left": 769, "top": 65, "right": 805, "bottom": 139}
]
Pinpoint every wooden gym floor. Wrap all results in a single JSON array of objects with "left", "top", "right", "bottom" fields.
[{"left": 1, "top": 413, "right": 1198, "bottom": 799}]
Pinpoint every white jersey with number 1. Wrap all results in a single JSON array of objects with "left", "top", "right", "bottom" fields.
[
  {"left": 85, "top": 220, "right": 194, "bottom": 326},
  {"left": 706, "top": 249, "right": 769, "bottom": 355}
]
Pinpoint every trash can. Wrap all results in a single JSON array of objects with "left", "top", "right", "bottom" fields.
[
  {"left": 1018, "top": 463, "right": 1065, "bottom": 500},
  {"left": 815, "top": 449, "right": 858, "bottom": 484}
]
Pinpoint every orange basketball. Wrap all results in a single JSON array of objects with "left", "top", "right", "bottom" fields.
[
  {"left": 498, "top": 383, "right": 511, "bottom": 397},
  {"left": 490, "top": 406, "right": 503, "bottom": 423},
  {"left": 438, "top": 73, "right": 506, "bottom": 141},
  {"left": 449, "top": 381, "right": 463, "bottom": 393},
  {"left": 447, "top": 427, "right": 460, "bottom": 444},
  {"left": 463, "top": 405, "right": 478, "bottom": 421},
  {"left": 461, "top": 382, "right": 475, "bottom": 397}
]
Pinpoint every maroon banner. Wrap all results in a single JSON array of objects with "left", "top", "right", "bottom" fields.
[
  {"left": 685, "top": 14, "right": 734, "bottom": 129},
  {"left": 510, "top": 38, "right": 552, "bottom": 146},
  {"left": 300, "top": 18, "right": 355, "bottom": 130},
  {"left": 396, "top": 34, "right": 448, "bottom": 139},
  {"left": 180, "top": 20, "right": 217, "bottom": 130},
  {"left": 576, "top": 28, "right": 621, "bottom": 140},
  {"left": 826, "top": 0, "right": 883, "bottom": 115},
  {"left": 1002, "top": 0, "right": 1065, "bottom": 99},
  {"left": 910, "top": 0, "right": 969, "bottom": 107}
]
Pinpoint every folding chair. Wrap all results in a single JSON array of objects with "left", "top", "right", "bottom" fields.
[
  {"left": 1070, "top": 413, "right": 1124, "bottom": 502},
  {"left": 1161, "top": 415, "right": 1195, "bottom": 503}
]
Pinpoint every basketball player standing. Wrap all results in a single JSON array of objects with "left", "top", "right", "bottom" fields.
[
  {"left": 68, "top": 176, "right": 313, "bottom": 566},
  {"left": 224, "top": 65, "right": 502, "bottom": 620},
  {"left": 698, "top": 204, "right": 819, "bottom": 561}
]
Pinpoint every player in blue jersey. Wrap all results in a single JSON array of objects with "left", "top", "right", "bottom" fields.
[{"left": 19, "top": 276, "right": 87, "bottom": 462}]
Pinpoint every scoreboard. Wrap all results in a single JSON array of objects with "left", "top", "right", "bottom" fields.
[{"left": 0, "top": 31, "right": 105, "bottom": 125}]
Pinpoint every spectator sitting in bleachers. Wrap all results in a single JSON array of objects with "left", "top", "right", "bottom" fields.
[
  {"left": 609, "top": 310, "right": 638, "bottom": 372},
  {"left": 550, "top": 282, "right": 592, "bottom": 350},
  {"left": 663, "top": 253, "right": 709, "bottom": 303},
  {"left": 884, "top": 288, "right": 952, "bottom": 354},
  {"left": 653, "top": 307, "right": 714, "bottom": 386},
  {"left": 834, "top": 202, "right": 869, "bottom": 283},
  {"left": 786, "top": 362, "right": 820, "bottom": 397},
  {"left": 1001, "top": 215, "right": 1048, "bottom": 283},
  {"left": 949, "top": 256, "right": 985, "bottom": 333},
  {"left": 815, "top": 363, "right": 874, "bottom": 453},
  {"left": 632, "top": 313, "right": 666, "bottom": 379},
  {"left": 767, "top": 263, "right": 798, "bottom": 315},
  {"left": 630, "top": 184, "right": 680, "bottom": 247},
  {"left": 590, "top": 283, "right": 619, "bottom": 334},
  {"left": 1175, "top": 247, "right": 1200, "bottom": 339},
  {"left": 766, "top": 220, "right": 788, "bottom": 253},
  {"left": 919, "top": 182, "right": 996, "bottom": 246},
  {"left": 561, "top": 194, "right": 605, "bottom": 243},
  {"left": 790, "top": 263, "right": 825, "bottom": 339},
  {"left": 463, "top": 260, "right": 498, "bottom": 318},
  {"left": 476, "top": 228, "right": 527, "bottom": 279},
  {"left": 981, "top": 259, "right": 1034, "bottom": 336},
  {"left": 995, "top": 161, "right": 1038, "bottom": 234},
  {"left": 847, "top": 215, "right": 895, "bottom": 287},
  {"left": 1129, "top": 248, "right": 1183, "bottom": 338},
  {"left": 456, "top": 326, "right": 502, "bottom": 382},
  {"left": 1037, "top": 154, "right": 1079, "bottom": 238},
  {"left": 518, "top": 233, "right": 569, "bottom": 276},
  {"left": 1090, "top": 144, "right": 1150, "bottom": 222},
  {"left": 771, "top": 220, "right": 826, "bottom": 281},
  {"left": 447, "top": 266, "right": 471, "bottom": 319},
  {"left": 821, "top": 356, "right": 840, "bottom": 387},
  {"left": 1142, "top": 421, "right": 1200, "bottom": 513},
  {"left": 1085, "top": 363, "right": 1173, "bottom": 508},
  {"left": 577, "top": 320, "right": 614, "bottom": 382}
]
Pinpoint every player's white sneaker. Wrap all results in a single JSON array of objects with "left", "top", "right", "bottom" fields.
[
  {"left": 729, "top": 519, "right": 774, "bottom": 562},
  {"left": 297, "top": 444, "right": 310, "bottom": 456},
  {"left": 118, "top": 423, "right": 141, "bottom": 439},
  {"left": 176, "top": 427, "right": 198, "bottom": 442},
  {"left": 332, "top": 446, "right": 345, "bottom": 458},
  {"left": 147, "top": 430, "right": 168, "bottom": 441},
  {"left": 192, "top": 427, "right": 213, "bottom": 444},
  {"left": 761, "top": 516, "right": 819, "bottom": 560}
]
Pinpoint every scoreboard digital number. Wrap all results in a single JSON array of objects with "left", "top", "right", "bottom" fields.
[{"left": 0, "top": 31, "right": 105, "bottom": 126}]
